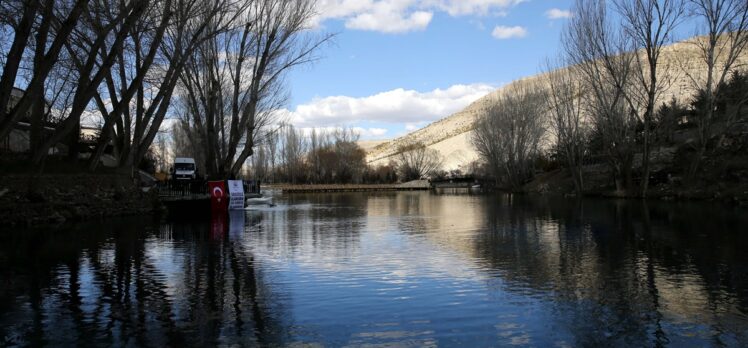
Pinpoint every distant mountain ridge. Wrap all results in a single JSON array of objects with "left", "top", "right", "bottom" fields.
[{"left": 365, "top": 36, "right": 748, "bottom": 171}]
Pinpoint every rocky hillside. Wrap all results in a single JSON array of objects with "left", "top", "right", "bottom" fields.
[{"left": 366, "top": 36, "right": 748, "bottom": 171}]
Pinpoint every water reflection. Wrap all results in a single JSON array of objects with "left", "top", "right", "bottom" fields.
[
  {"left": 1, "top": 193, "right": 747, "bottom": 346},
  {"left": 471, "top": 196, "right": 748, "bottom": 346},
  {"left": 0, "top": 217, "right": 289, "bottom": 346}
]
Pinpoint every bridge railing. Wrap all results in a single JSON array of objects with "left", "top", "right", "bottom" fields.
[
  {"left": 155, "top": 179, "right": 261, "bottom": 198},
  {"left": 156, "top": 180, "right": 208, "bottom": 197}
]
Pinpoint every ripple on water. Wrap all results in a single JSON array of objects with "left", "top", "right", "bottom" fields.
[{"left": 1, "top": 193, "right": 748, "bottom": 346}]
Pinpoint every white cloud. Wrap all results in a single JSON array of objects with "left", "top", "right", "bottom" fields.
[
  {"left": 313, "top": 0, "right": 525, "bottom": 33},
  {"left": 347, "top": 10, "right": 433, "bottom": 33},
  {"left": 354, "top": 127, "right": 389, "bottom": 137},
  {"left": 297, "top": 126, "right": 389, "bottom": 139},
  {"left": 491, "top": 25, "right": 527, "bottom": 39},
  {"left": 284, "top": 83, "right": 496, "bottom": 129},
  {"left": 545, "top": 8, "right": 572, "bottom": 19},
  {"left": 429, "top": 0, "right": 525, "bottom": 16}
]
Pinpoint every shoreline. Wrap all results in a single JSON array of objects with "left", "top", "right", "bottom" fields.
[
  {"left": 266, "top": 182, "right": 429, "bottom": 193},
  {"left": 2, "top": 174, "right": 746, "bottom": 229},
  {"left": 0, "top": 173, "right": 159, "bottom": 228}
]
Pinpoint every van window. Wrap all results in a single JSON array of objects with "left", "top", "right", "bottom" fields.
[{"left": 175, "top": 163, "right": 194, "bottom": 171}]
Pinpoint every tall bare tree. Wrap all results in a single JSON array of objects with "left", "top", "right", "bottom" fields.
[
  {"left": 564, "top": 0, "right": 639, "bottom": 193},
  {"left": 178, "top": 0, "right": 331, "bottom": 178},
  {"left": 686, "top": 0, "right": 748, "bottom": 177},
  {"left": 0, "top": 0, "right": 89, "bottom": 144},
  {"left": 28, "top": 0, "right": 150, "bottom": 164},
  {"left": 82, "top": 0, "right": 235, "bottom": 173},
  {"left": 84, "top": 0, "right": 174, "bottom": 170},
  {"left": 279, "top": 123, "right": 306, "bottom": 183},
  {"left": 307, "top": 128, "right": 327, "bottom": 183},
  {"left": 396, "top": 142, "right": 443, "bottom": 182},
  {"left": 250, "top": 142, "right": 270, "bottom": 181},
  {"left": 544, "top": 60, "right": 589, "bottom": 194},
  {"left": 614, "top": 0, "right": 685, "bottom": 196},
  {"left": 305, "top": 127, "right": 366, "bottom": 184},
  {"left": 472, "top": 83, "right": 547, "bottom": 190}
]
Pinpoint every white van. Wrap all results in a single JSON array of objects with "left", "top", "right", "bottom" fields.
[{"left": 172, "top": 157, "right": 197, "bottom": 180}]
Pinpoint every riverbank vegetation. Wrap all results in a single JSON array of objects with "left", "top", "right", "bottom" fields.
[
  {"left": 471, "top": 0, "right": 748, "bottom": 199},
  {"left": 206, "top": 124, "right": 432, "bottom": 185},
  {"left": 0, "top": 0, "right": 329, "bottom": 179},
  {"left": 0, "top": 0, "right": 441, "bottom": 187},
  {"left": 3, "top": 0, "right": 747, "bottom": 203}
]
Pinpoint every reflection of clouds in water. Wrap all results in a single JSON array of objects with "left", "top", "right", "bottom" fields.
[
  {"left": 3, "top": 194, "right": 748, "bottom": 346},
  {"left": 145, "top": 238, "right": 183, "bottom": 299},
  {"left": 251, "top": 209, "right": 490, "bottom": 284},
  {"left": 257, "top": 193, "right": 748, "bottom": 346}
]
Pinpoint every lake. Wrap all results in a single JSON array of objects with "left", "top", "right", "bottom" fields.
[{"left": 1, "top": 192, "right": 747, "bottom": 346}]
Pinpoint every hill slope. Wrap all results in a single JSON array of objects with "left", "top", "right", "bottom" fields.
[{"left": 366, "top": 37, "right": 748, "bottom": 171}]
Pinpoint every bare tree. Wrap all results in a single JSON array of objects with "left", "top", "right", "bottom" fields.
[
  {"left": 471, "top": 83, "right": 546, "bottom": 190},
  {"left": 396, "top": 142, "right": 442, "bottom": 182},
  {"left": 564, "top": 0, "right": 639, "bottom": 193},
  {"left": 305, "top": 127, "right": 366, "bottom": 183},
  {"left": 614, "top": 0, "right": 685, "bottom": 196},
  {"left": 266, "top": 127, "right": 278, "bottom": 183},
  {"left": 0, "top": 0, "right": 89, "bottom": 146},
  {"left": 28, "top": 0, "right": 151, "bottom": 164},
  {"left": 330, "top": 128, "right": 364, "bottom": 183},
  {"left": 250, "top": 142, "right": 270, "bottom": 181},
  {"left": 544, "top": 60, "right": 589, "bottom": 194},
  {"left": 686, "top": 0, "right": 748, "bottom": 177},
  {"left": 178, "top": 0, "right": 331, "bottom": 179},
  {"left": 84, "top": 0, "right": 236, "bottom": 173},
  {"left": 83, "top": 0, "right": 176, "bottom": 170},
  {"left": 279, "top": 123, "right": 306, "bottom": 183},
  {"left": 307, "top": 128, "right": 326, "bottom": 183}
]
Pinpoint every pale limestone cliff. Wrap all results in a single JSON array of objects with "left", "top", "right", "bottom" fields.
[{"left": 366, "top": 36, "right": 748, "bottom": 171}]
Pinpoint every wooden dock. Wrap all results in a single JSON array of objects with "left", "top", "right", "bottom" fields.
[{"left": 270, "top": 182, "right": 430, "bottom": 193}]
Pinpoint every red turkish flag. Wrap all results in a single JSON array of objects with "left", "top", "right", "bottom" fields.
[{"left": 209, "top": 181, "right": 228, "bottom": 212}]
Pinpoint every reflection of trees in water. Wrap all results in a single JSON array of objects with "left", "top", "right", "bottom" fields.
[
  {"left": 473, "top": 195, "right": 748, "bottom": 346},
  {"left": 0, "top": 217, "right": 290, "bottom": 346}
]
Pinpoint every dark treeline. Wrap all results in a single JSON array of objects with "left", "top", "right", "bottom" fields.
[{"left": 472, "top": 0, "right": 748, "bottom": 197}]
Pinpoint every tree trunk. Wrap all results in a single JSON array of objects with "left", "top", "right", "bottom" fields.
[
  {"left": 30, "top": 1, "right": 144, "bottom": 165},
  {"left": 0, "top": 3, "right": 36, "bottom": 124},
  {"left": 0, "top": 0, "right": 88, "bottom": 142},
  {"left": 641, "top": 126, "right": 651, "bottom": 198}
]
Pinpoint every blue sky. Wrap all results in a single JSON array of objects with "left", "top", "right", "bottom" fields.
[{"left": 282, "top": 0, "right": 574, "bottom": 139}]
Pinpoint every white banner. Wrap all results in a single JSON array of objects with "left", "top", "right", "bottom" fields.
[{"left": 227, "top": 180, "right": 245, "bottom": 210}]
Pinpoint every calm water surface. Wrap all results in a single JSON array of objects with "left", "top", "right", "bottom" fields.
[{"left": 1, "top": 192, "right": 748, "bottom": 347}]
